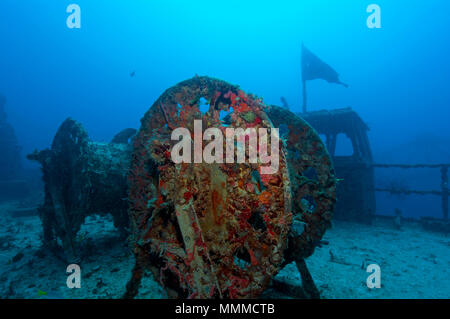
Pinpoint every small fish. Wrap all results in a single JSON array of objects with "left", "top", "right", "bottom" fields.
[
  {"left": 37, "top": 289, "right": 47, "bottom": 297},
  {"left": 130, "top": 71, "right": 136, "bottom": 78}
]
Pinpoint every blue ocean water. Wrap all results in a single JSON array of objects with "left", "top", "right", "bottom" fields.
[
  {"left": 0, "top": 1, "right": 449, "bottom": 300},
  {"left": 1, "top": 1, "right": 449, "bottom": 216}
]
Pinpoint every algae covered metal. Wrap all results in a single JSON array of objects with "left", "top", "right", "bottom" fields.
[{"left": 28, "top": 119, "right": 132, "bottom": 261}]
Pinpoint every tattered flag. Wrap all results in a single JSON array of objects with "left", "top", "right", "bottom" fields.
[{"left": 302, "top": 44, "right": 348, "bottom": 88}]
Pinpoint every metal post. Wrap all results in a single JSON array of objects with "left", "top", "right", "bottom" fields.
[
  {"left": 302, "top": 80, "right": 307, "bottom": 113},
  {"left": 441, "top": 166, "right": 448, "bottom": 220}
]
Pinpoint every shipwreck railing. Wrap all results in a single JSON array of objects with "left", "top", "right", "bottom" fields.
[{"left": 372, "top": 163, "right": 449, "bottom": 220}]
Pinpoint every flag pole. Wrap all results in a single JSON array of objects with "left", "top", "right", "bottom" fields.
[{"left": 302, "top": 79, "right": 307, "bottom": 113}]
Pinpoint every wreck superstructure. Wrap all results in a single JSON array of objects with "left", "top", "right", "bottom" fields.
[{"left": 302, "top": 108, "right": 376, "bottom": 224}]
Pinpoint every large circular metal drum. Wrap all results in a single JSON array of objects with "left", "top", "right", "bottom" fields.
[
  {"left": 126, "top": 76, "right": 336, "bottom": 299},
  {"left": 28, "top": 118, "right": 132, "bottom": 261},
  {"left": 127, "top": 76, "right": 292, "bottom": 298}
]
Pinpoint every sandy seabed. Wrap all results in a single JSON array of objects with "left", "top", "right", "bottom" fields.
[{"left": 0, "top": 199, "right": 448, "bottom": 299}]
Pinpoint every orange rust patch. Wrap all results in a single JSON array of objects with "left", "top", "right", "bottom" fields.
[
  {"left": 258, "top": 191, "right": 272, "bottom": 205},
  {"left": 211, "top": 189, "right": 223, "bottom": 225}
]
